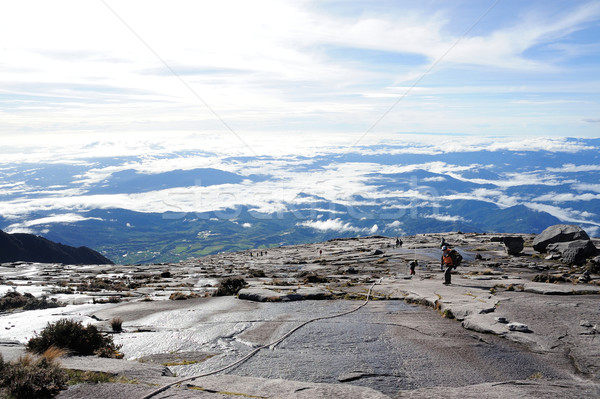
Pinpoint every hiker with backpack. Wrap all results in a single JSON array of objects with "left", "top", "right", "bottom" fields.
[{"left": 441, "top": 246, "right": 462, "bottom": 285}]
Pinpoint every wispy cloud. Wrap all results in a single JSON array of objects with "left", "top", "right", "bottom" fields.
[
  {"left": 0, "top": 1, "right": 599, "bottom": 138},
  {"left": 297, "top": 218, "right": 366, "bottom": 233},
  {"left": 4, "top": 213, "right": 103, "bottom": 233},
  {"left": 533, "top": 192, "right": 600, "bottom": 203},
  {"left": 424, "top": 213, "right": 470, "bottom": 223}
]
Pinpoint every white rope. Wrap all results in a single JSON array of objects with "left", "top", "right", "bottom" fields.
[{"left": 140, "top": 282, "right": 378, "bottom": 399}]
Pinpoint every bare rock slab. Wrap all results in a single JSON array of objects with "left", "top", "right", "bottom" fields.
[
  {"left": 188, "top": 374, "right": 392, "bottom": 399},
  {"left": 523, "top": 282, "right": 600, "bottom": 295},
  {"left": 59, "top": 356, "right": 173, "bottom": 381}
]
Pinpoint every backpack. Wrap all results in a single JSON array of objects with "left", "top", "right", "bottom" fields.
[{"left": 449, "top": 250, "right": 462, "bottom": 268}]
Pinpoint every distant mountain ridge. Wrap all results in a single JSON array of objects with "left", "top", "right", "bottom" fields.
[{"left": 0, "top": 229, "right": 113, "bottom": 265}]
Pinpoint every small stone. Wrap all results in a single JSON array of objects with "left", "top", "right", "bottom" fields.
[
  {"left": 580, "top": 320, "right": 593, "bottom": 328},
  {"left": 495, "top": 317, "right": 508, "bottom": 324}
]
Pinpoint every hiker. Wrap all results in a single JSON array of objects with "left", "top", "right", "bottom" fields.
[
  {"left": 441, "top": 246, "right": 462, "bottom": 285},
  {"left": 396, "top": 237, "right": 403, "bottom": 248},
  {"left": 408, "top": 260, "right": 417, "bottom": 276}
]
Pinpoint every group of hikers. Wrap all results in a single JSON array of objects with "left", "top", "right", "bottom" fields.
[{"left": 397, "top": 236, "right": 462, "bottom": 285}]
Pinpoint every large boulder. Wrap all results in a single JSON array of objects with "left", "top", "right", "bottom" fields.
[
  {"left": 491, "top": 236, "right": 524, "bottom": 255},
  {"left": 532, "top": 225, "right": 590, "bottom": 253},
  {"left": 546, "top": 240, "right": 598, "bottom": 265}
]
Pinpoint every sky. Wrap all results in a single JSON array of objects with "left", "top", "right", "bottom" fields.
[{"left": 1, "top": 0, "right": 600, "bottom": 151}]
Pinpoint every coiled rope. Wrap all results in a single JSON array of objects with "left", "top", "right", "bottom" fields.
[{"left": 140, "top": 281, "right": 378, "bottom": 399}]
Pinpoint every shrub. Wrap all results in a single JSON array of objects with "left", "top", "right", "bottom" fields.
[
  {"left": 27, "top": 319, "right": 122, "bottom": 358},
  {"left": 303, "top": 274, "right": 328, "bottom": 284},
  {"left": 0, "top": 291, "right": 65, "bottom": 312},
  {"left": 0, "top": 348, "right": 68, "bottom": 399},
  {"left": 248, "top": 269, "right": 266, "bottom": 278},
  {"left": 169, "top": 292, "right": 200, "bottom": 300},
  {"left": 110, "top": 317, "right": 123, "bottom": 333},
  {"left": 213, "top": 277, "right": 246, "bottom": 296},
  {"left": 93, "top": 296, "right": 122, "bottom": 304}
]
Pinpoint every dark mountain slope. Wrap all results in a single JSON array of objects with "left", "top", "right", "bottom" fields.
[{"left": 0, "top": 229, "right": 113, "bottom": 264}]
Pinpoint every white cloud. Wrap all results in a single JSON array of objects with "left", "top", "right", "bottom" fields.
[
  {"left": 242, "top": 223, "right": 252, "bottom": 228},
  {"left": 533, "top": 192, "right": 600, "bottom": 203},
  {"left": 297, "top": 218, "right": 365, "bottom": 233},
  {"left": 0, "top": 1, "right": 598, "bottom": 139},
  {"left": 524, "top": 203, "right": 600, "bottom": 226},
  {"left": 572, "top": 183, "right": 600, "bottom": 193},
  {"left": 424, "top": 214, "right": 469, "bottom": 223},
  {"left": 547, "top": 164, "right": 600, "bottom": 173},
  {"left": 4, "top": 213, "right": 103, "bottom": 233},
  {"left": 422, "top": 176, "right": 446, "bottom": 182}
]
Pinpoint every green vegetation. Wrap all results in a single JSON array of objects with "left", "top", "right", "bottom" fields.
[
  {"left": 0, "top": 291, "right": 65, "bottom": 312},
  {"left": 27, "top": 319, "right": 122, "bottom": 358},
  {"left": 65, "top": 370, "right": 137, "bottom": 385},
  {"left": 0, "top": 348, "right": 68, "bottom": 399}
]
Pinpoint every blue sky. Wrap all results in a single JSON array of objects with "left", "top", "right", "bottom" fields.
[{"left": 0, "top": 0, "right": 599, "bottom": 148}]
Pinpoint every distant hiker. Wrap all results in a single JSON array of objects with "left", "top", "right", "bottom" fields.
[
  {"left": 409, "top": 260, "right": 417, "bottom": 276},
  {"left": 250, "top": 252, "right": 253, "bottom": 257},
  {"left": 396, "top": 237, "right": 403, "bottom": 248},
  {"left": 440, "top": 237, "right": 446, "bottom": 248},
  {"left": 319, "top": 249, "right": 322, "bottom": 256},
  {"left": 441, "top": 246, "right": 462, "bottom": 285}
]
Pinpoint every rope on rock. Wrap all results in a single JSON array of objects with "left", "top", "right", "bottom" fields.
[{"left": 140, "top": 281, "right": 378, "bottom": 399}]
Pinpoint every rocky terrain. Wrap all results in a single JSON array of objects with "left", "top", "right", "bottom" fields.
[{"left": 1, "top": 225, "right": 600, "bottom": 398}]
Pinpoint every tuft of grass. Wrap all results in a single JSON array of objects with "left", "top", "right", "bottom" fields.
[
  {"left": 169, "top": 292, "right": 200, "bottom": 300},
  {"left": 0, "top": 349, "right": 68, "bottom": 399},
  {"left": 66, "top": 370, "right": 113, "bottom": 385},
  {"left": 440, "top": 308, "right": 455, "bottom": 319},
  {"left": 66, "top": 370, "right": 137, "bottom": 385},
  {"left": 528, "top": 372, "right": 544, "bottom": 379},
  {"left": 110, "top": 317, "right": 123, "bottom": 333}
]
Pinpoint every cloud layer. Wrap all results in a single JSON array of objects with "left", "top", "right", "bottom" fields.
[{"left": 1, "top": 1, "right": 599, "bottom": 138}]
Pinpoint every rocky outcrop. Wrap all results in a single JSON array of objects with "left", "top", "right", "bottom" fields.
[
  {"left": 0, "top": 229, "right": 113, "bottom": 265},
  {"left": 491, "top": 236, "right": 524, "bottom": 255},
  {"left": 547, "top": 240, "right": 598, "bottom": 265},
  {"left": 532, "top": 224, "right": 590, "bottom": 253}
]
